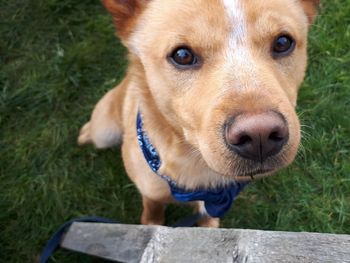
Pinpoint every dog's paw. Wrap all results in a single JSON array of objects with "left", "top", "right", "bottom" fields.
[{"left": 193, "top": 202, "right": 220, "bottom": 228}]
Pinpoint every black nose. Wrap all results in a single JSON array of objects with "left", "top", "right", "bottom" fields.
[{"left": 225, "top": 112, "right": 289, "bottom": 162}]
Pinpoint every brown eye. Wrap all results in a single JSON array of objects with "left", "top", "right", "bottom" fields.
[
  {"left": 272, "top": 35, "right": 295, "bottom": 57},
  {"left": 169, "top": 47, "right": 199, "bottom": 68}
]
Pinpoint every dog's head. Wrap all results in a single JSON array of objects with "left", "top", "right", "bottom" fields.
[{"left": 104, "top": 0, "right": 319, "bottom": 181}]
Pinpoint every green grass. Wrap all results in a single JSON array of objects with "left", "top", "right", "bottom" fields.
[{"left": 1, "top": 0, "right": 349, "bottom": 262}]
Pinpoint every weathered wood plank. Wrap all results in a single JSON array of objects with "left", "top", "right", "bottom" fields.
[{"left": 61, "top": 223, "right": 350, "bottom": 263}]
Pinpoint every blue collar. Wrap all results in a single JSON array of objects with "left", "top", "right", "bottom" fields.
[{"left": 136, "top": 112, "right": 247, "bottom": 218}]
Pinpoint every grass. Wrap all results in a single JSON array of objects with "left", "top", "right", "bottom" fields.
[{"left": 0, "top": 0, "right": 349, "bottom": 262}]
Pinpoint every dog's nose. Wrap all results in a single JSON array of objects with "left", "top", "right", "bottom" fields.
[{"left": 225, "top": 112, "right": 289, "bottom": 162}]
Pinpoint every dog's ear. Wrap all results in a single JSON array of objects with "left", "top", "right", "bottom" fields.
[
  {"left": 300, "top": 0, "right": 320, "bottom": 24},
  {"left": 103, "top": 0, "right": 148, "bottom": 39}
]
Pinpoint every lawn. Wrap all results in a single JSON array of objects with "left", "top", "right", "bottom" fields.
[{"left": 1, "top": 0, "right": 349, "bottom": 262}]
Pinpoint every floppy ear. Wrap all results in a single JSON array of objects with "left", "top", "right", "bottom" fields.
[
  {"left": 300, "top": 0, "right": 320, "bottom": 24},
  {"left": 103, "top": 0, "right": 148, "bottom": 39}
]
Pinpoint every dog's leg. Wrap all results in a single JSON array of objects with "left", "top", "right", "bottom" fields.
[
  {"left": 141, "top": 196, "right": 166, "bottom": 225},
  {"left": 194, "top": 202, "right": 220, "bottom": 228},
  {"left": 78, "top": 83, "right": 127, "bottom": 149}
]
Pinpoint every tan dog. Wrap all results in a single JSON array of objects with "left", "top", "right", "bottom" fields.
[{"left": 78, "top": 0, "right": 319, "bottom": 227}]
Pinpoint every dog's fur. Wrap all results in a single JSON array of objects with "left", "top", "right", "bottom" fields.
[{"left": 78, "top": 0, "right": 319, "bottom": 227}]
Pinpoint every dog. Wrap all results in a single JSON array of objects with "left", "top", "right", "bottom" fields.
[{"left": 78, "top": 0, "right": 319, "bottom": 227}]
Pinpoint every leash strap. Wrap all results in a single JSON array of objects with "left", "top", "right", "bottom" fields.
[{"left": 39, "top": 216, "right": 118, "bottom": 263}]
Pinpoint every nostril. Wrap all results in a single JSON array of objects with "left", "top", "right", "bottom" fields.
[
  {"left": 269, "top": 130, "right": 284, "bottom": 142},
  {"left": 235, "top": 134, "right": 252, "bottom": 146}
]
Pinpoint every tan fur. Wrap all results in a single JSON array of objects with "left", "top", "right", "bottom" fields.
[{"left": 79, "top": 0, "right": 319, "bottom": 227}]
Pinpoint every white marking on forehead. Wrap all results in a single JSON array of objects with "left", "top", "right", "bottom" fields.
[
  {"left": 222, "top": 0, "right": 259, "bottom": 90},
  {"left": 223, "top": 0, "right": 246, "bottom": 44}
]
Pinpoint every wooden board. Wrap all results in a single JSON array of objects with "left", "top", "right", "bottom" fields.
[{"left": 61, "top": 223, "right": 350, "bottom": 263}]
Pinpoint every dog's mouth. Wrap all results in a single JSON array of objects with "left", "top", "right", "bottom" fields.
[
  {"left": 223, "top": 156, "right": 286, "bottom": 182},
  {"left": 235, "top": 168, "right": 275, "bottom": 181},
  {"left": 196, "top": 142, "right": 290, "bottom": 185}
]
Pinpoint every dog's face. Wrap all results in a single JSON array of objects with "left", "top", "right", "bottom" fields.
[{"left": 104, "top": 0, "right": 319, "bottom": 181}]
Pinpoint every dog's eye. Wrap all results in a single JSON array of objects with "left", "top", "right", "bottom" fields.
[
  {"left": 169, "top": 47, "right": 199, "bottom": 68},
  {"left": 272, "top": 35, "right": 295, "bottom": 57}
]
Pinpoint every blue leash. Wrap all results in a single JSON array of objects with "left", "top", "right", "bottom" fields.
[{"left": 39, "top": 213, "right": 202, "bottom": 263}]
